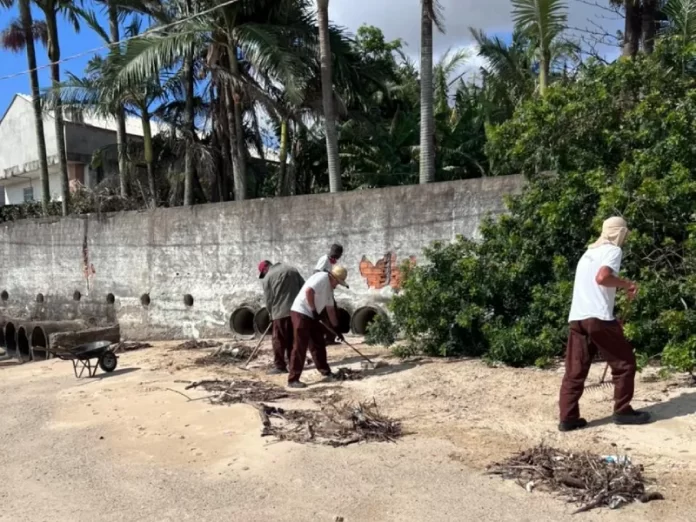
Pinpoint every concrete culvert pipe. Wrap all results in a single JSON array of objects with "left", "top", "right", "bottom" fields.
[
  {"left": 29, "top": 321, "right": 85, "bottom": 360},
  {"left": 17, "top": 326, "right": 31, "bottom": 362},
  {"left": 230, "top": 307, "right": 256, "bottom": 336},
  {"left": 336, "top": 308, "right": 352, "bottom": 335},
  {"left": 351, "top": 306, "right": 385, "bottom": 335},
  {"left": 254, "top": 307, "right": 271, "bottom": 334},
  {"left": 4, "top": 321, "right": 17, "bottom": 356}
]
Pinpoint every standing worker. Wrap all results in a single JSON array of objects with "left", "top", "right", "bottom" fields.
[
  {"left": 258, "top": 260, "right": 305, "bottom": 375},
  {"left": 558, "top": 217, "right": 651, "bottom": 432},
  {"left": 314, "top": 243, "right": 344, "bottom": 344},
  {"left": 287, "top": 265, "right": 349, "bottom": 388}
]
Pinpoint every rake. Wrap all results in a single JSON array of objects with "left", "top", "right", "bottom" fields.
[{"left": 585, "top": 362, "right": 612, "bottom": 392}]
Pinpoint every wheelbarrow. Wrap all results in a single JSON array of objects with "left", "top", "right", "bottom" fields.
[{"left": 47, "top": 340, "right": 118, "bottom": 378}]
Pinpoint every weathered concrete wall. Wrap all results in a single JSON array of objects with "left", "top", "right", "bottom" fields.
[{"left": 0, "top": 175, "right": 524, "bottom": 340}]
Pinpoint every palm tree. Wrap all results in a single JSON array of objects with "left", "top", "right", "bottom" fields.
[
  {"left": 0, "top": 0, "right": 51, "bottom": 214},
  {"left": 419, "top": 0, "right": 445, "bottom": 184},
  {"left": 317, "top": 0, "right": 341, "bottom": 192},
  {"left": 34, "top": 0, "right": 80, "bottom": 215},
  {"left": 511, "top": 0, "right": 567, "bottom": 96}
]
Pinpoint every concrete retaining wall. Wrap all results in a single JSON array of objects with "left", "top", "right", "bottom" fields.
[{"left": 0, "top": 175, "right": 524, "bottom": 340}]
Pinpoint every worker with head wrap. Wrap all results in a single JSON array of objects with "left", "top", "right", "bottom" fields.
[{"left": 558, "top": 217, "right": 651, "bottom": 432}]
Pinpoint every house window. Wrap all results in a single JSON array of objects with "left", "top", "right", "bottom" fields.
[{"left": 23, "top": 186, "right": 34, "bottom": 202}]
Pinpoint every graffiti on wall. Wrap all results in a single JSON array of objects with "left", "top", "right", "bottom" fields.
[{"left": 359, "top": 252, "right": 416, "bottom": 290}]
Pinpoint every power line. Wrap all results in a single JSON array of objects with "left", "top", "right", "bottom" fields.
[{"left": 0, "top": 0, "right": 241, "bottom": 83}]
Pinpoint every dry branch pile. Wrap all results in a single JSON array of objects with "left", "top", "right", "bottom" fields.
[
  {"left": 186, "top": 379, "right": 289, "bottom": 403},
  {"left": 114, "top": 341, "right": 152, "bottom": 352},
  {"left": 488, "top": 444, "right": 663, "bottom": 513},
  {"left": 333, "top": 368, "right": 364, "bottom": 381},
  {"left": 256, "top": 399, "right": 402, "bottom": 447},
  {"left": 173, "top": 339, "right": 222, "bottom": 350}
]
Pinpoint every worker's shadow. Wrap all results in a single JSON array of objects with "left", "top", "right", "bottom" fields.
[{"left": 587, "top": 390, "right": 696, "bottom": 428}]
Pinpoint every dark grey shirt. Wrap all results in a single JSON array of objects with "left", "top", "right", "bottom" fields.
[{"left": 262, "top": 263, "right": 305, "bottom": 320}]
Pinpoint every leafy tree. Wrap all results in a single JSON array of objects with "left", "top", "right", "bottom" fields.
[{"left": 391, "top": 39, "right": 696, "bottom": 367}]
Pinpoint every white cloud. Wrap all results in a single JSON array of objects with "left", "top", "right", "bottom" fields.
[{"left": 329, "top": 0, "right": 623, "bottom": 62}]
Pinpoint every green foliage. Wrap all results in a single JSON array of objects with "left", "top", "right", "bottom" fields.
[
  {"left": 392, "top": 39, "right": 696, "bottom": 367},
  {"left": 364, "top": 313, "right": 397, "bottom": 347}
]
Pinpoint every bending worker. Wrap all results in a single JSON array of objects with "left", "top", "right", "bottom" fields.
[
  {"left": 258, "top": 260, "right": 305, "bottom": 375},
  {"left": 287, "top": 265, "right": 349, "bottom": 388},
  {"left": 559, "top": 217, "right": 650, "bottom": 432},
  {"left": 314, "top": 243, "right": 344, "bottom": 344}
]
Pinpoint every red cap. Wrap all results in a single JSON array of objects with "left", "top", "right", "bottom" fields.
[{"left": 258, "top": 260, "right": 271, "bottom": 278}]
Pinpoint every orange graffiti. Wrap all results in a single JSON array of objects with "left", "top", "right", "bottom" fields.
[{"left": 359, "top": 252, "right": 416, "bottom": 290}]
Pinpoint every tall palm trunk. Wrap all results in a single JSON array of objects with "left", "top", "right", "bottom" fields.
[
  {"left": 140, "top": 113, "right": 156, "bottom": 207},
  {"left": 539, "top": 49, "right": 550, "bottom": 95},
  {"left": 45, "top": 11, "right": 69, "bottom": 215},
  {"left": 641, "top": 0, "right": 657, "bottom": 54},
  {"left": 419, "top": 0, "right": 436, "bottom": 184},
  {"left": 183, "top": 49, "right": 195, "bottom": 206},
  {"left": 227, "top": 45, "right": 247, "bottom": 201},
  {"left": 18, "top": 0, "right": 50, "bottom": 214},
  {"left": 108, "top": 2, "right": 128, "bottom": 198},
  {"left": 317, "top": 0, "right": 342, "bottom": 192},
  {"left": 277, "top": 118, "right": 288, "bottom": 196},
  {"left": 225, "top": 86, "right": 245, "bottom": 201},
  {"left": 623, "top": 0, "right": 642, "bottom": 58}
]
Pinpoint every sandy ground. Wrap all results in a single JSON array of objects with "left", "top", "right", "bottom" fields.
[{"left": 1, "top": 338, "right": 696, "bottom": 522}]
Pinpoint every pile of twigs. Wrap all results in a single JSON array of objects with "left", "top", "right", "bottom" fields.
[
  {"left": 114, "top": 341, "right": 152, "bottom": 352},
  {"left": 173, "top": 339, "right": 222, "bottom": 350},
  {"left": 333, "top": 368, "right": 364, "bottom": 381},
  {"left": 256, "top": 399, "right": 402, "bottom": 447},
  {"left": 488, "top": 444, "right": 663, "bottom": 513},
  {"left": 185, "top": 379, "right": 289, "bottom": 404}
]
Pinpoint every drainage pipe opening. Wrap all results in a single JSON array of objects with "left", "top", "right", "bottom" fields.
[
  {"left": 336, "top": 308, "right": 352, "bottom": 334},
  {"left": 350, "top": 306, "right": 384, "bottom": 335},
  {"left": 30, "top": 326, "right": 48, "bottom": 361},
  {"left": 254, "top": 307, "right": 271, "bottom": 334},
  {"left": 5, "top": 322, "right": 16, "bottom": 355},
  {"left": 230, "top": 307, "right": 256, "bottom": 336},
  {"left": 17, "top": 326, "right": 31, "bottom": 362}
]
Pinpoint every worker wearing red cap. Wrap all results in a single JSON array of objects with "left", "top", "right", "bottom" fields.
[{"left": 258, "top": 260, "right": 305, "bottom": 374}]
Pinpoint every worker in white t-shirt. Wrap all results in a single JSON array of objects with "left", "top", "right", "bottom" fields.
[
  {"left": 314, "top": 244, "right": 343, "bottom": 273},
  {"left": 314, "top": 243, "right": 344, "bottom": 344},
  {"left": 558, "top": 216, "right": 650, "bottom": 432},
  {"left": 287, "top": 265, "right": 349, "bottom": 388}
]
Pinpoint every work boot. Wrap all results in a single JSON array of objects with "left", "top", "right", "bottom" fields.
[
  {"left": 613, "top": 409, "right": 651, "bottom": 425},
  {"left": 558, "top": 418, "right": 588, "bottom": 432},
  {"left": 267, "top": 368, "right": 288, "bottom": 375},
  {"left": 287, "top": 381, "right": 307, "bottom": 389}
]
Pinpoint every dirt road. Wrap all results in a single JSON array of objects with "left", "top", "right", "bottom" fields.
[{"left": 1, "top": 341, "right": 694, "bottom": 521}]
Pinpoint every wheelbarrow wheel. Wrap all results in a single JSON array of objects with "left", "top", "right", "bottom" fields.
[{"left": 99, "top": 351, "right": 118, "bottom": 373}]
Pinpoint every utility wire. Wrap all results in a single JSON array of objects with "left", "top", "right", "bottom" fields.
[{"left": 0, "top": 0, "right": 241, "bottom": 83}]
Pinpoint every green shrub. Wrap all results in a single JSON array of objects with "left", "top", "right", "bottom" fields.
[
  {"left": 391, "top": 40, "right": 696, "bottom": 367},
  {"left": 364, "top": 313, "right": 397, "bottom": 347}
]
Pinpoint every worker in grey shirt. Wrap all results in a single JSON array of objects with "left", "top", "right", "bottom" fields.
[{"left": 258, "top": 260, "right": 305, "bottom": 374}]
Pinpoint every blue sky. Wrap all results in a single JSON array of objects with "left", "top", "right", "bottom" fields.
[{"left": 0, "top": 5, "right": 113, "bottom": 115}]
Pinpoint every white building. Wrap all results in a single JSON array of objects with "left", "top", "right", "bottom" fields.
[{"left": 0, "top": 94, "right": 158, "bottom": 205}]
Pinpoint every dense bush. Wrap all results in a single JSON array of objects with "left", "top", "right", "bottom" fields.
[{"left": 391, "top": 40, "right": 696, "bottom": 367}]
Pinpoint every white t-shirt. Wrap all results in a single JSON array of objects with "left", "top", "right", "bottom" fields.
[
  {"left": 315, "top": 255, "right": 332, "bottom": 272},
  {"left": 291, "top": 272, "right": 334, "bottom": 318},
  {"left": 568, "top": 244, "right": 623, "bottom": 322}
]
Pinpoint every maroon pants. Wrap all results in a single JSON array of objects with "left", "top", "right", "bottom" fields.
[
  {"left": 559, "top": 319, "right": 636, "bottom": 422},
  {"left": 289, "top": 311, "right": 331, "bottom": 382},
  {"left": 272, "top": 317, "right": 293, "bottom": 371}
]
